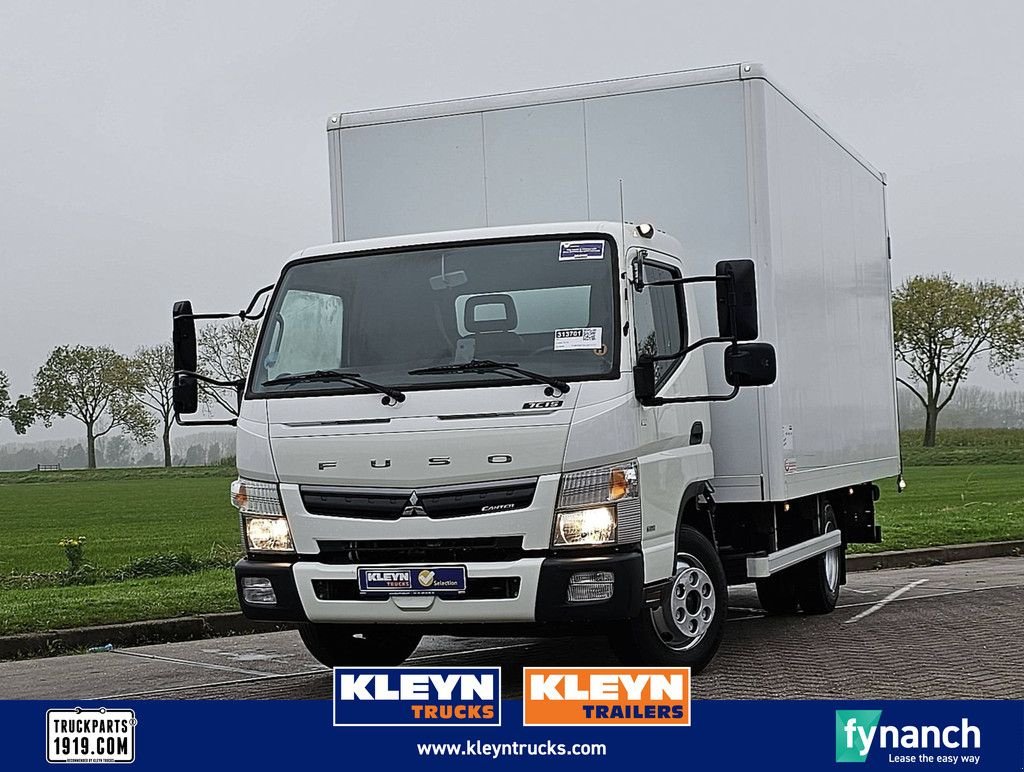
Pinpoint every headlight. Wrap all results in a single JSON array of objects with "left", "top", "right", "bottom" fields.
[
  {"left": 554, "top": 506, "right": 616, "bottom": 546},
  {"left": 231, "top": 479, "right": 293, "bottom": 553},
  {"left": 243, "top": 516, "right": 294, "bottom": 553},
  {"left": 554, "top": 461, "right": 640, "bottom": 547}
]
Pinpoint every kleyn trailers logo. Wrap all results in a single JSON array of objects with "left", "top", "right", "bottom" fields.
[
  {"left": 333, "top": 667, "right": 501, "bottom": 727},
  {"left": 523, "top": 668, "right": 690, "bottom": 726}
]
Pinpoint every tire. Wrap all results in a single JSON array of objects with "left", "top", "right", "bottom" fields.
[
  {"left": 609, "top": 525, "right": 727, "bottom": 674},
  {"left": 755, "top": 570, "right": 800, "bottom": 614},
  {"left": 796, "top": 500, "right": 842, "bottom": 614},
  {"left": 298, "top": 624, "right": 422, "bottom": 667}
]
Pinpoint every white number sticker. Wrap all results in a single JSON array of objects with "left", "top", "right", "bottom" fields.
[{"left": 553, "top": 327, "right": 603, "bottom": 351}]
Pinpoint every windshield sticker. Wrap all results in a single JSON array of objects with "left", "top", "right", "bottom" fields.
[
  {"left": 554, "top": 327, "right": 603, "bottom": 351},
  {"left": 559, "top": 241, "right": 605, "bottom": 261}
]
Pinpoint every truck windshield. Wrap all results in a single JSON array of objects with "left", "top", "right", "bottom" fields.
[{"left": 249, "top": 236, "right": 618, "bottom": 397}]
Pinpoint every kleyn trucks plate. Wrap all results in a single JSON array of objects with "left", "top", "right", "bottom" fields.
[{"left": 357, "top": 566, "right": 467, "bottom": 594}]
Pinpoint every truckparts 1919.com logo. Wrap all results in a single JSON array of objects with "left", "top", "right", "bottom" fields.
[
  {"left": 333, "top": 667, "right": 501, "bottom": 727},
  {"left": 523, "top": 667, "right": 690, "bottom": 726}
]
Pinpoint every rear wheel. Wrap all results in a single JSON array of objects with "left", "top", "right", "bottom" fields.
[
  {"left": 609, "top": 525, "right": 727, "bottom": 673},
  {"left": 298, "top": 624, "right": 422, "bottom": 667},
  {"left": 755, "top": 570, "right": 800, "bottom": 614},
  {"left": 796, "top": 501, "right": 842, "bottom": 614}
]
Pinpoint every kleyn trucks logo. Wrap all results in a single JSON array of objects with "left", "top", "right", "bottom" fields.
[
  {"left": 333, "top": 667, "right": 501, "bottom": 727},
  {"left": 835, "top": 710, "right": 982, "bottom": 764},
  {"left": 523, "top": 668, "right": 690, "bottom": 726}
]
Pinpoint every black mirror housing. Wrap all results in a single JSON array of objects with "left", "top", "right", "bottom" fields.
[
  {"left": 173, "top": 374, "right": 199, "bottom": 415},
  {"left": 724, "top": 343, "right": 777, "bottom": 388},
  {"left": 716, "top": 259, "right": 758, "bottom": 341},
  {"left": 633, "top": 358, "right": 656, "bottom": 402},
  {"left": 172, "top": 301, "right": 199, "bottom": 415},
  {"left": 173, "top": 300, "right": 198, "bottom": 373}
]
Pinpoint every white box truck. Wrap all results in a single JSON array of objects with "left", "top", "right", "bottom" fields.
[{"left": 171, "top": 63, "right": 900, "bottom": 672}]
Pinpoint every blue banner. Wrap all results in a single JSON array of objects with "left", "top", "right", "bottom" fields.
[{"left": 5, "top": 699, "right": 1022, "bottom": 770}]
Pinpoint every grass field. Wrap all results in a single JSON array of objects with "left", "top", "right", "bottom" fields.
[
  {"left": 900, "top": 428, "right": 1024, "bottom": 466},
  {"left": 0, "top": 571, "right": 236, "bottom": 636},
  {"left": 0, "top": 429, "right": 1022, "bottom": 635},
  {"left": 0, "top": 470, "right": 239, "bottom": 575},
  {"left": 856, "top": 464, "right": 1024, "bottom": 553},
  {"left": 0, "top": 467, "right": 240, "bottom": 635}
]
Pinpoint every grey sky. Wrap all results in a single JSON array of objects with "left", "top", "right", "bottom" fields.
[{"left": 2, "top": 0, "right": 1023, "bottom": 441}]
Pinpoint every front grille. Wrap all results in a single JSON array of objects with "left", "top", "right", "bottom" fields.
[
  {"left": 315, "top": 536, "right": 527, "bottom": 565},
  {"left": 300, "top": 478, "right": 537, "bottom": 520},
  {"left": 312, "top": 577, "right": 521, "bottom": 601}
]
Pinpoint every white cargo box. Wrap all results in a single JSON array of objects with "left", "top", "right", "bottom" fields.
[{"left": 326, "top": 63, "right": 900, "bottom": 503}]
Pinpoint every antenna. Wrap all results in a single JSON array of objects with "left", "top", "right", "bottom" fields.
[{"left": 618, "top": 179, "right": 627, "bottom": 249}]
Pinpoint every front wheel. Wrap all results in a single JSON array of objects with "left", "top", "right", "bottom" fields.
[
  {"left": 609, "top": 525, "right": 727, "bottom": 673},
  {"left": 298, "top": 624, "right": 422, "bottom": 667}
]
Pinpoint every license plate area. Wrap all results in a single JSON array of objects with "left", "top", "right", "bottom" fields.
[{"left": 357, "top": 566, "right": 467, "bottom": 595}]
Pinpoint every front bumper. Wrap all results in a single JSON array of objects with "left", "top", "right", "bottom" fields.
[{"left": 235, "top": 551, "right": 644, "bottom": 625}]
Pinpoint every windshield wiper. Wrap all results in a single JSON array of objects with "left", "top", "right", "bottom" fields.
[
  {"left": 408, "top": 360, "right": 569, "bottom": 395},
  {"left": 262, "top": 370, "right": 406, "bottom": 403}
]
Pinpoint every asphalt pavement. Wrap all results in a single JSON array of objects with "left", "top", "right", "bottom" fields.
[{"left": 1, "top": 557, "right": 1020, "bottom": 700}]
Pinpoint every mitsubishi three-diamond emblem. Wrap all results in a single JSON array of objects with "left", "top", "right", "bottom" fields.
[{"left": 402, "top": 490, "right": 427, "bottom": 517}]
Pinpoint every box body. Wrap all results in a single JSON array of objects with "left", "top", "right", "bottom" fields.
[{"left": 326, "top": 63, "right": 900, "bottom": 503}]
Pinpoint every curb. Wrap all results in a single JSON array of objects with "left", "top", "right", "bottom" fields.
[
  {"left": 2, "top": 542, "right": 1021, "bottom": 661},
  {"left": 847, "top": 540, "right": 1024, "bottom": 572},
  {"left": 0, "top": 613, "right": 289, "bottom": 662}
]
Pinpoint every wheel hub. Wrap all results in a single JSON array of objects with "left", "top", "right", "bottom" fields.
[{"left": 823, "top": 519, "right": 840, "bottom": 591}]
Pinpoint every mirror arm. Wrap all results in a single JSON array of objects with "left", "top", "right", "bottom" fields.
[
  {"left": 174, "top": 414, "right": 238, "bottom": 428},
  {"left": 640, "top": 383, "right": 740, "bottom": 407},
  {"left": 173, "top": 370, "right": 244, "bottom": 416},
  {"left": 177, "top": 284, "right": 275, "bottom": 323},
  {"left": 644, "top": 334, "right": 738, "bottom": 363},
  {"left": 634, "top": 382, "right": 741, "bottom": 405},
  {"left": 642, "top": 274, "right": 722, "bottom": 288}
]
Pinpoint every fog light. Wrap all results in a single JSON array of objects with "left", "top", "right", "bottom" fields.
[
  {"left": 567, "top": 570, "right": 615, "bottom": 603},
  {"left": 242, "top": 577, "right": 277, "bottom": 605}
]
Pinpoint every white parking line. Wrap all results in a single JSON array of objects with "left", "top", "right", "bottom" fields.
[
  {"left": 109, "top": 649, "right": 271, "bottom": 676},
  {"left": 408, "top": 641, "right": 540, "bottom": 662},
  {"left": 843, "top": 579, "right": 928, "bottom": 624},
  {"left": 99, "top": 669, "right": 327, "bottom": 700}
]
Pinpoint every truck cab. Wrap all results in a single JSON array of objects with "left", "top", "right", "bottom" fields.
[{"left": 173, "top": 220, "right": 777, "bottom": 671}]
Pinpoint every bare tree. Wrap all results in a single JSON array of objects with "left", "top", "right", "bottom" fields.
[
  {"left": 131, "top": 343, "right": 175, "bottom": 467},
  {"left": 893, "top": 275, "right": 1024, "bottom": 445},
  {"left": 197, "top": 319, "right": 260, "bottom": 414}
]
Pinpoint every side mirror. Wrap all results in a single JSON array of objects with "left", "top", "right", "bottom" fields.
[
  {"left": 630, "top": 252, "right": 646, "bottom": 292},
  {"left": 724, "top": 343, "right": 777, "bottom": 387},
  {"left": 172, "top": 301, "right": 199, "bottom": 415},
  {"left": 716, "top": 259, "right": 758, "bottom": 340},
  {"left": 633, "top": 358, "right": 656, "bottom": 402}
]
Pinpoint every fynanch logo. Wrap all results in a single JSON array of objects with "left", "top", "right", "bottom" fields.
[{"left": 835, "top": 710, "right": 982, "bottom": 763}]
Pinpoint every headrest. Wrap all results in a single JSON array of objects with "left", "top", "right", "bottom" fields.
[{"left": 464, "top": 294, "right": 518, "bottom": 333}]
